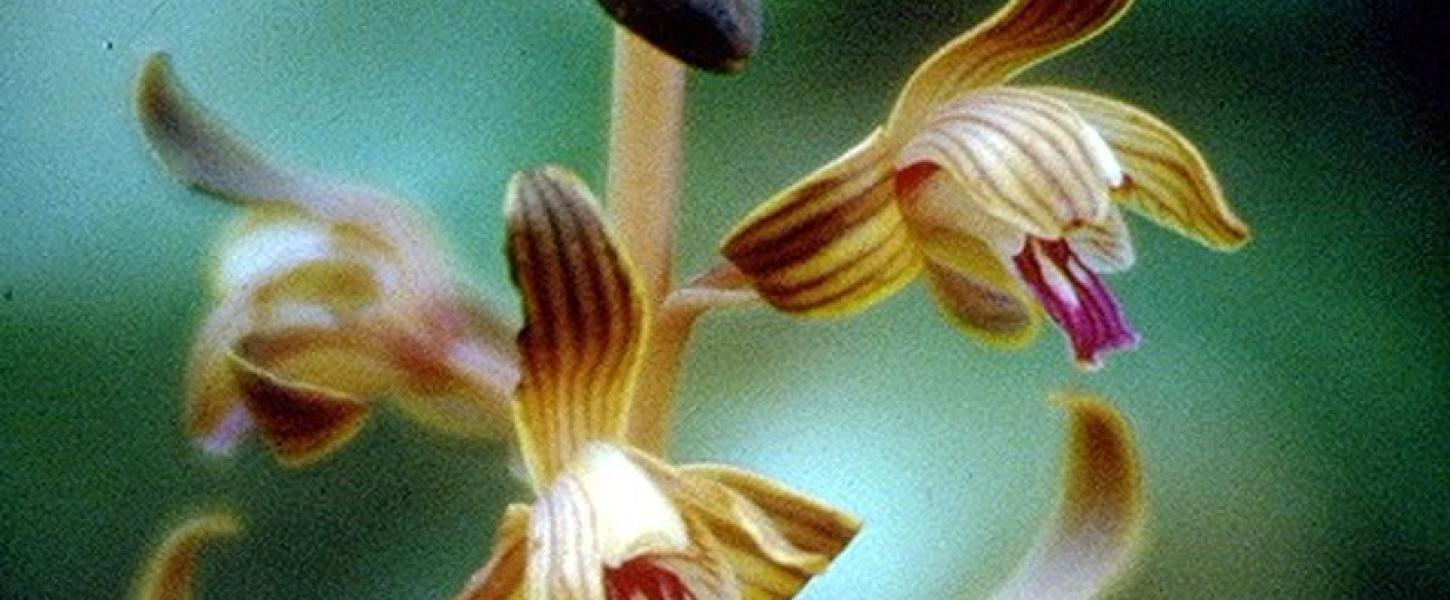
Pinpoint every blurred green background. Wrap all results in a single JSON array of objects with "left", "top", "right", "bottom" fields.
[{"left": 2, "top": 1, "right": 1446, "bottom": 598}]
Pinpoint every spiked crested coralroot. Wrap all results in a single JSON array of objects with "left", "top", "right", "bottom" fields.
[
  {"left": 135, "top": 54, "right": 519, "bottom": 466},
  {"left": 133, "top": 513, "right": 240, "bottom": 600},
  {"left": 721, "top": 0, "right": 1249, "bottom": 369},
  {"left": 454, "top": 167, "right": 859, "bottom": 599}
]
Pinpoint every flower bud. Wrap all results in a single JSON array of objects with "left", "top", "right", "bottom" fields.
[{"left": 597, "top": 0, "right": 761, "bottom": 73}]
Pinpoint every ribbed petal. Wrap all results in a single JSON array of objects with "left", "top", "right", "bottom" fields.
[
  {"left": 134, "top": 513, "right": 241, "bottom": 600},
  {"left": 525, "top": 445, "right": 736, "bottom": 600},
  {"left": 887, "top": 0, "right": 1134, "bottom": 136},
  {"left": 992, "top": 392, "right": 1145, "bottom": 600},
  {"left": 721, "top": 130, "right": 923, "bottom": 317},
  {"left": 507, "top": 168, "right": 649, "bottom": 489},
  {"left": 1037, "top": 87, "right": 1250, "bottom": 250},
  {"left": 1066, "top": 206, "right": 1135, "bottom": 274},
  {"left": 228, "top": 351, "right": 370, "bottom": 467},
  {"left": 900, "top": 170, "right": 1040, "bottom": 347},
  {"left": 898, "top": 87, "right": 1123, "bottom": 239},
  {"left": 624, "top": 449, "right": 860, "bottom": 598},
  {"left": 455, "top": 504, "right": 532, "bottom": 600}
]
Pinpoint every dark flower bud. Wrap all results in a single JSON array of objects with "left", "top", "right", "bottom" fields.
[{"left": 597, "top": 0, "right": 761, "bottom": 74}]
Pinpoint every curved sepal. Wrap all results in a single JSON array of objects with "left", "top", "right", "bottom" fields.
[
  {"left": 627, "top": 449, "right": 861, "bottom": 598},
  {"left": 887, "top": 0, "right": 1135, "bottom": 135},
  {"left": 991, "top": 391, "right": 1145, "bottom": 600},
  {"left": 721, "top": 130, "right": 923, "bottom": 317},
  {"left": 133, "top": 512, "right": 241, "bottom": 600},
  {"left": 506, "top": 167, "right": 649, "bottom": 489},
  {"left": 136, "top": 53, "right": 303, "bottom": 204},
  {"left": 1037, "top": 87, "right": 1250, "bottom": 250}
]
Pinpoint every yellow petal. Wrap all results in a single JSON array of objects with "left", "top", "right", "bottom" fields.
[
  {"left": 900, "top": 171, "right": 1041, "bottom": 348},
  {"left": 134, "top": 512, "right": 241, "bottom": 600},
  {"left": 506, "top": 167, "right": 649, "bottom": 489},
  {"left": 991, "top": 391, "right": 1145, "bottom": 600},
  {"left": 625, "top": 449, "right": 860, "bottom": 598},
  {"left": 454, "top": 504, "right": 532, "bottom": 600},
  {"left": 898, "top": 87, "right": 1123, "bottom": 239},
  {"left": 525, "top": 444, "right": 737, "bottom": 599},
  {"left": 227, "top": 351, "right": 370, "bottom": 467},
  {"left": 886, "top": 0, "right": 1135, "bottom": 136},
  {"left": 1037, "top": 87, "right": 1250, "bottom": 250},
  {"left": 721, "top": 130, "right": 923, "bottom": 317}
]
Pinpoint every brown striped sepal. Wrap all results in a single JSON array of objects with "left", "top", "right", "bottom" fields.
[
  {"left": 886, "top": 0, "right": 1135, "bottom": 136},
  {"left": 133, "top": 513, "right": 241, "bottom": 600},
  {"left": 598, "top": 0, "right": 761, "bottom": 74},
  {"left": 454, "top": 443, "right": 860, "bottom": 599},
  {"left": 896, "top": 86, "right": 1125, "bottom": 241},
  {"left": 990, "top": 392, "right": 1144, "bottom": 600},
  {"left": 506, "top": 167, "right": 649, "bottom": 489},
  {"left": 1038, "top": 87, "right": 1251, "bottom": 250},
  {"left": 721, "top": 129, "right": 924, "bottom": 318}
]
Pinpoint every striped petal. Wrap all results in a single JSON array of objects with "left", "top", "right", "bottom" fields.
[
  {"left": 1066, "top": 205, "right": 1135, "bottom": 274},
  {"left": 134, "top": 513, "right": 241, "bottom": 600},
  {"left": 228, "top": 351, "right": 371, "bottom": 467},
  {"left": 1037, "top": 87, "right": 1251, "bottom": 250},
  {"left": 506, "top": 167, "right": 649, "bottom": 489},
  {"left": 898, "top": 87, "right": 1123, "bottom": 240},
  {"left": 526, "top": 444, "right": 737, "bottom": 600},
  {"left": 900, "top": 170, "right": 1040, "bottom": 347},
  {"left": 625, "top": 449, "right": 860, "bottom": 598},
  {"left": 455, "top": 504, "right": 532, "bottom": 600},
  {"left": 992, "top": 392, "right": 1145, "bottom": 600},
  {"left": 887, "top": 0, "right": 1135, "bottom": 135},
  {"left": 721, "top": 130, "right": 923, "bottom": 317}
]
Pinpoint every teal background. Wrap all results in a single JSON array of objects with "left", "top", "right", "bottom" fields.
[{"left": 2, "top": 1, "right": 1446, "bottom": 598}]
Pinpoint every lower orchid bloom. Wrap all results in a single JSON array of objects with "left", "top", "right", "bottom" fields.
[
  {"left": 720, "top": 0, "right": 1249, "bottom": 369},
  {"left": 455, "top": 167, "right": 860, "bottom": 599},
  {"left": 135, "top": 54, "right": 519, "bottom": 466}
]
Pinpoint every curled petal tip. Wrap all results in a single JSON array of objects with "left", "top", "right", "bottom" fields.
[
  {"left": 135, "top": 512, "right": 242, "bottom": 600},
  {"left": 992, "top": 391, "right": 1144, "bottom": 600},
  {"left": 598, "top": 0, "right": 761, "bottom": 73}
]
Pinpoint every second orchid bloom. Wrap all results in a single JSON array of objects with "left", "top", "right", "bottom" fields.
[
  {"left": 721, "top": 0, "right": 1249, "bottom": 369},
  {"left": 455, "top": 168, "right": 859, "bottom": 599}
]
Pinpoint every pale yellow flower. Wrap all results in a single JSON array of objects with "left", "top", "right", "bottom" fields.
[
  {"left": 721, "top": 0, "right": 1249, "bottom": 369},
  {"left": 135, "top": 54, "right": 519, "bottom": 466}
]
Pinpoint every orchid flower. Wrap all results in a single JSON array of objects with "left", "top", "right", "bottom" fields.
[
  {"left": 720, "top": 0, "right": 1250, "bottom": 369},
  {"left": 454, "top": 167, "right": 859, "bottom": 599},
  {"left": 135, "top": 54, "right": 519, "bottom": 466}
]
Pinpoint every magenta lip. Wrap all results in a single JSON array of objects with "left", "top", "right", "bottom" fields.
[{"left": 1013, "top": 237, "right": 1140, "bottom": 369}]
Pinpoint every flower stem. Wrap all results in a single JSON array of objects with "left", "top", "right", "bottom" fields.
[
  {"left": 607, "top": 27, "right": 686, "bottom": 307},
  {"left": 628, "top": 264, "right": 755, "bottom": 456}
]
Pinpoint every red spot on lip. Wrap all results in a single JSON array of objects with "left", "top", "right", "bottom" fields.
[{"left": 605, "top": 556, "right": 697, "bottom": 600}]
